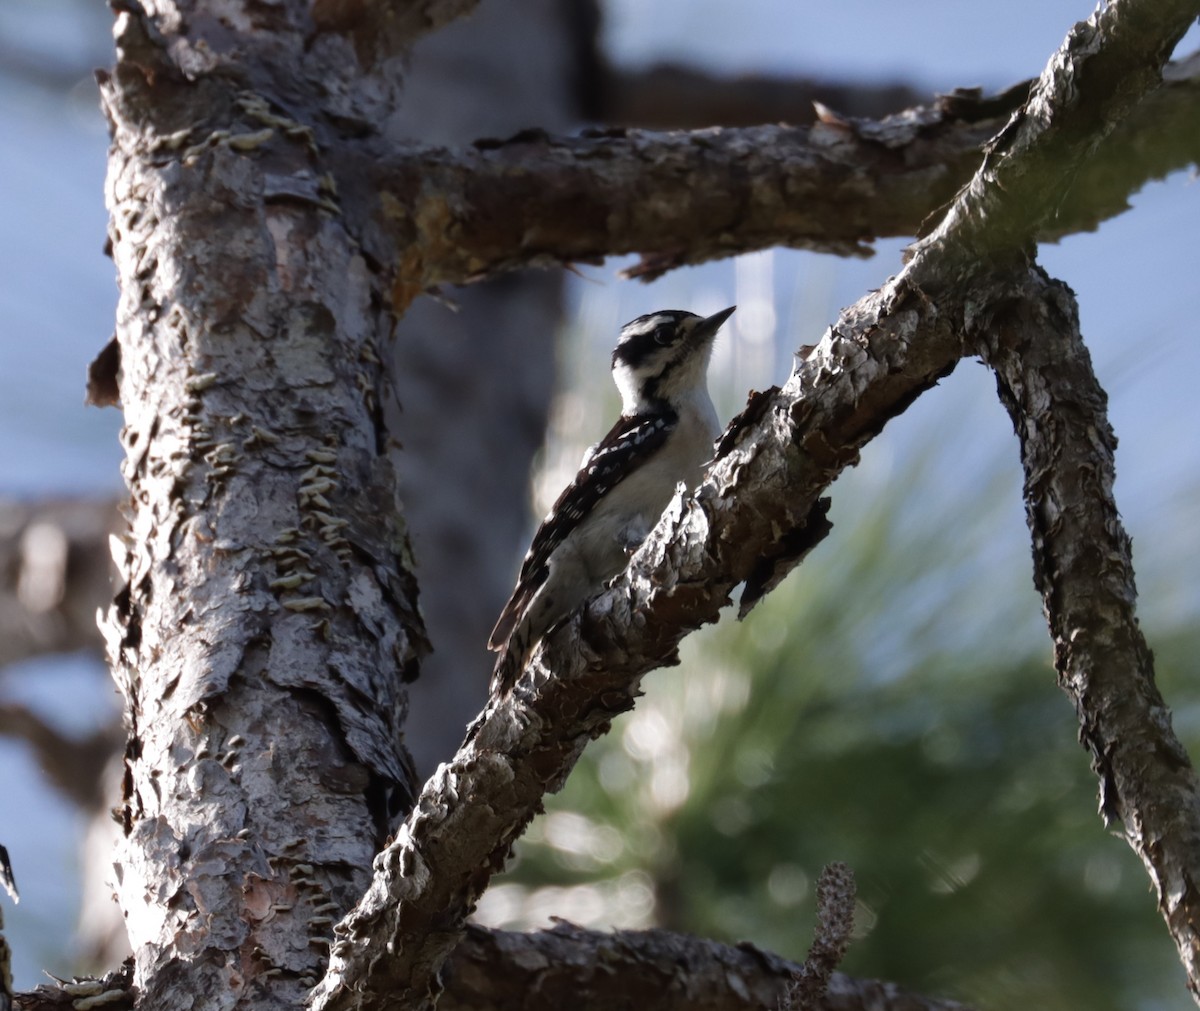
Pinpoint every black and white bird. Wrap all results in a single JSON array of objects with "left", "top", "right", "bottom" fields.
[{"left": 488, "top": 305, "right": 735, "bottom": 695}]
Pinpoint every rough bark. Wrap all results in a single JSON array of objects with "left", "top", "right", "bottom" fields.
[
  {"left": 979, "top": 272, "right": 1200, "bottom": 998},
  {"left": 370, "top": 51, "right": 1200, "bottom": 286},
  {"left": 97, "top": 2, "right": 433, "bottom": 1007},
  {"left": 14, "top": 924, "right": 975, "bottom": 1011},
  {"left": 310, "top": 0, "right": 1200, "bottom": 1007},
  {"left": 438, "top": 923, "right": 973, "bottom": 1011}
]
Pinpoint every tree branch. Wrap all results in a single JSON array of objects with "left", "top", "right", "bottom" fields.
[
  {"left": 311, "top": 1, "right": 1200, "bottom": 1008},
  {"left": 1047, "top": 49, "right": 1200, "bottom": 240},
  {"left": 0, "top": 499, "right": 119, "bottom": 670},
  {"left": 979, "top": 269, "right": 1200, "bottom": 997},
  {"left": 908, "top": 2, "right": 1200, "bottom": 263},
  {"left": 367, "top": 50, "right": 1200, "bottom": 291},
  {"left": 440, "top": 923, "right": 973, "bottom": 1011},
  {"left": 12, "top": 925, "right": 973, "bottom": 1011},
  {"left": 0, "top": 703, "right": 117, "bottom": 810}
]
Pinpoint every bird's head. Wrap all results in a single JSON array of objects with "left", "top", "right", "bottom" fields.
[{"left": 611, "top": 305, "right": 735, "bottom": 414}]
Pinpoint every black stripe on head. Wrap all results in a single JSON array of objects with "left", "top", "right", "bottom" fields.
[{"left": 612, "top": 310, "right": 699, "bottom": 370}]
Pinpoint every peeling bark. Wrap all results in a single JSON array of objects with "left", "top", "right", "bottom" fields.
[
  {"left": 979, "top": 269, "right": 1200, "bottom": 999},
  {"left": 369, "top": 52, "right": 1200, "bottom": 286},
  {"left": 13, "top": 925, "right": 975, "bottom": 1011},
  {"left": 99, "top": 2, "right": 427, "bottom": 1007}
]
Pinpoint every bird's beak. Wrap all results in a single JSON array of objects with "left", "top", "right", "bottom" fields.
[{"left": 693, "top": 305, "right": 736, "bottom": 342}]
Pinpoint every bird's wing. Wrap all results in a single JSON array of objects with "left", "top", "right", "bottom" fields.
[{"left": 487, "top": 408, "right": 677, "bottom": 652}]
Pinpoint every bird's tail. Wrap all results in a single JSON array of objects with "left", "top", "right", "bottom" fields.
[{"left": 489, "top": 623, "right": 533, "bottom": 697}]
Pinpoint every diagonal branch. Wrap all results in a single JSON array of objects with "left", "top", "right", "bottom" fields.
[
  {"left": 309, "top": 263, "right": 964, "bottom": 1011},
  {"left": 310, "top": 2, "right": 1200, "bottom": 1009},
  {"left": 979, "top": 268, "right": 1200, "bottom": 998},
  {"left": 364, "top": 51, "right": 1200, "bottom": 292}
]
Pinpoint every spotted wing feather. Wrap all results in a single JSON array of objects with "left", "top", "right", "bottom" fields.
[{"left": 488, "top": 409, "right": 676, "bottom": 653}]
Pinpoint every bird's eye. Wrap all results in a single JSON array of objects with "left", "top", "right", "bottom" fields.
[{"left": 653, "top": 327, "right": 675, "bottom": 346}]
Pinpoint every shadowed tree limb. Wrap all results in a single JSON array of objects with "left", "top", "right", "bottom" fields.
[
  {"left": 440, "top": 922, "right": 973, "bottom": 1011},
  {"left": 980, "top": 269, "right": 1200, "bottom": 999},
  {"left": 366, "top": 51, "right": 1200, "bottom": 291},
  {"left": 12, "top": 924, "right": 974, "bottom": 1011}
]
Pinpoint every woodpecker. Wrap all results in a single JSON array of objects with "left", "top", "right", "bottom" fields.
[{"left": 488, "top": 305, "right": 735, "bottom": 695}]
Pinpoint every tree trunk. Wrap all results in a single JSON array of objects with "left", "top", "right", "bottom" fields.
[{"left": 98, "top": 3, "right": 430, "bottom": 1005}]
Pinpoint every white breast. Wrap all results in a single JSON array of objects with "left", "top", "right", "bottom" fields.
[{"left": 566, "top": 389, "right": 719, "bottom": 580}]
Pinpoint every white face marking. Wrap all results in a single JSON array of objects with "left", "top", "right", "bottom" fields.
[
  {"left": 613, "top": 361, "right": 643, "bottom": 414},
  {"left": 619, "top": 313, "right": 680, "bottom": 341},
  {"left": 612, "top": 312, "right": 701, "bottom": 413}
]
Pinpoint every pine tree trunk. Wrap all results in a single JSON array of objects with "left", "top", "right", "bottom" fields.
[{"left": 98, "top": 4, "right": 428, "bottom": 1005}]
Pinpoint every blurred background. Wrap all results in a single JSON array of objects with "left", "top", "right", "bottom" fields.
[{"left": 1, "top": 1, "right": 1198, "bottom": 1008}]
